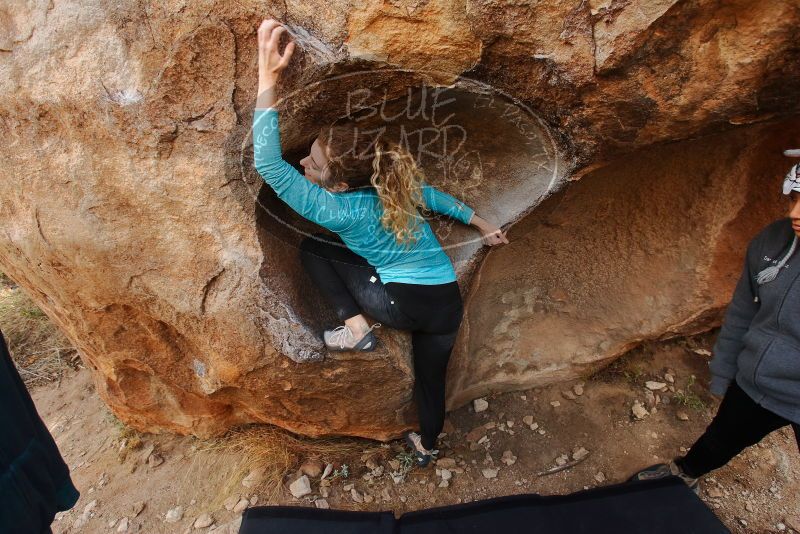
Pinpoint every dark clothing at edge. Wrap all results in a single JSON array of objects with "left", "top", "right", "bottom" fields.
[{"left": 0, "top": 329, "right": 79, "bottom": 533}]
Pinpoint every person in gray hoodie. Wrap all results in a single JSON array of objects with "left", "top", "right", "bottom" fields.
[{"left": 631, "top": 150, "right": 800, "bottom": 491}]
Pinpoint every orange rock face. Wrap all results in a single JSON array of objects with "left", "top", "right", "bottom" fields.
[{"left": 0, "top": 0, "right": 798, "bottom": 438}]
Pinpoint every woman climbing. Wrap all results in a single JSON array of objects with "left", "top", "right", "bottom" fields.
[{"left": 253, "top": 19, "right": 508, "bottom": 466}]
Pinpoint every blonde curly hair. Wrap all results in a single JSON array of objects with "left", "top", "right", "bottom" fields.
[{"left": 317, "top": 120, "right": 431, "bottom": 246}]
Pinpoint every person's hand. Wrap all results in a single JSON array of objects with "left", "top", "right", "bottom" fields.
[
  {"left": 708, "top": 373, "right": 728, "bottom": 400},
  {"left": 481, "top": 226, "right": 509, "bottom": 246},
  {"left": 471, "top": 216, "right": 509, "bottom": 246},
  {"left": 257, "top": 19, "right": 295, "bottom": 87}
]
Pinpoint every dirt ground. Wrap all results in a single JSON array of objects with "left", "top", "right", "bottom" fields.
[{"left": 32, "top": 333, "right": 799, "bottom": 534}]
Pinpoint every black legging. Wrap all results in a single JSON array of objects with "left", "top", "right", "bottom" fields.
[
  {"left": 676, "top": 380, "right": 800, "bottom": 478},
  {"left": 299, "top": 232, "right": 463, "bottom": 450}
]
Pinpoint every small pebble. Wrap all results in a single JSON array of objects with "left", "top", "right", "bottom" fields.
[
  {"left": 473, "top": 398, "right": 489, "bottom": 413},
  {"left": 572, "top": 447, "right": 589, "bottom": 461},
  {"left": 299, "top": 459, "right": 324, "bottom": 479},
  {"left": 165, "top": 506, "right": 184, "bottom": 523},
  {"left": 242, "top": 468, "right": 265, "bottom": 488},
  {"left": 224, "top": 495, "right": 239, "bottom": 511},
  {"left": 321, "top": 463, "right": 334, "bottom": 480},
  {"left": 132, "top": 502, "right": 145, "bottom": 517},
  {"left": 631, "top": 401, "right": 649, "bottom": 420},
  {"left": 233, "top": 499, "right": 249, "bottom": 514},
  {"left": 194, "top": 513, "right": 214, "bottom": 529},
  {"left": 501, "top": 451, "right": 517, "bottom": 466},
  {"left": 289, "top": 475, "right": 312, "bottom": 499}
]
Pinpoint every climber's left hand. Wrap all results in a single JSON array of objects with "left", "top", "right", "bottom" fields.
[
  {"left": 257, "top": 19, "right": 295, "bottom": 85},
  {"left": 471, "top": 216, "right": 509, "bottom": 246}
]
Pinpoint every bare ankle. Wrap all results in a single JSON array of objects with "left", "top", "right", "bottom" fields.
[{"left": 344, "top": 315, "right": 369, "bottom": 336}]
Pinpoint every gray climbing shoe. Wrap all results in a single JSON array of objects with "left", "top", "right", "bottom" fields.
[
  {"left": 629, "top": 460, "right": 699, "bottom": 494},
  {"left": 323, "top": 323, "right": 381, "bottom": 352},
  {"left": 404, "top": 431, "right": 438, "bottom": 468}
]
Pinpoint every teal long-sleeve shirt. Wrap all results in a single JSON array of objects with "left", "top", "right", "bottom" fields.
[{"left": 253, "top": 108, "right": 475, "bottom": 285}]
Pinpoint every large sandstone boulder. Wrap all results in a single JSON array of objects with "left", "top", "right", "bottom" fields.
[
  {"left": 0, "top": 0, "right": 798, "bottom": 438},
  {"left": 449, "top": 117, "right": 799, "bottom": 405}
]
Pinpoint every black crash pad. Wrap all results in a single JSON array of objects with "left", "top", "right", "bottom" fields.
[{"left": 239, "top": 477, "right": 729, "bottom": 534}]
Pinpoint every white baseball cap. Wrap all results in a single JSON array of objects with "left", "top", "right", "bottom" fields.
[{"left": 783, "top": 149, "right": 800, "bottom": 195}]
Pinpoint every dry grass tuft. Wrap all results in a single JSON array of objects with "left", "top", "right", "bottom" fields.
[
  {"left": 0, "top": 273, "right": 79, "bottom": 386},
  {"left": 202, "top": 425, "right": 379, "bottom": 503}
]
